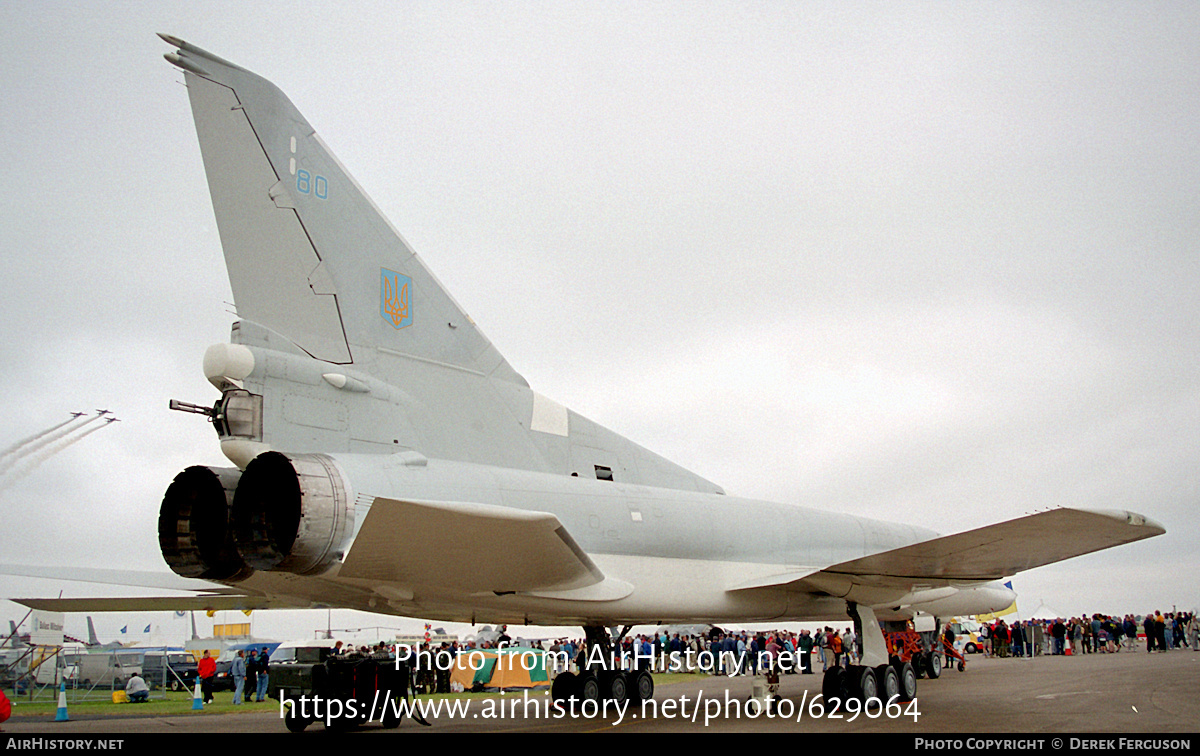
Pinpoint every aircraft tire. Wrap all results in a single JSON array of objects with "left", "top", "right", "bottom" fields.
[
  {"left": 926, "top": 652, "right": 942, "bottom": 679},
  {"left": 603, "top": 670, "right": 630, "bottom": 705},
  {"left": 578, "top": 672, "right": 600, "bottom": 704},
  {"left": 821, "top": 666, "right": 847, "bottom": 711},
  {"left": 912, "top": 652, "right": 927, "bottom": 679},
  {"left": 551, "top": 671, "right": 578, "bottom": 704},
  {"left": 634, "top": 669, "right": 654, "bottom": 701},
  {"left": 895, "top": 661, "right": 918, "bottom": 702},
  {"left": 876, "top": 663, "right": 900, "bottom": 704},
  {"left": 853, "top": 666, "right": 878, "bottom": 703}
]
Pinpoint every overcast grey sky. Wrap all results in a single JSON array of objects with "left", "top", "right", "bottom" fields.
[{"left": 1, "top": 1, "right": 1197, "bottom": 644}]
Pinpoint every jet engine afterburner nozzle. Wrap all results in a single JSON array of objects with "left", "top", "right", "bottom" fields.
[
  {"left": 159, "top": 465, "right": 252, "bottom": 581},
  {"left": 231, "top": 451, "right": 353, "bottom": 575}
]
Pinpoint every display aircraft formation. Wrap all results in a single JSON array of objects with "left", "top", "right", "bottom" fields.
[
  {"left": 0, "top": 410, "right": 117, "bottom": 490},
  {"left": 7, "top": 35, "right": 1165, "bottom": 708}
]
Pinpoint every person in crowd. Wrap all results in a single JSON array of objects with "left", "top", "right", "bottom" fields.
[
  {"left": 798, "top": 630, "right": 814, "bottom": 674},
  {"left": 198, "top": 649, "right": 216, "bottom": 704},
  {"left": 231, "top": 650, "right": 246, "bottom": 705},
  {"left": 244, "top": 650, "right": 257, "bottom": 702},
  {"left": 125, "top": 672, "right": 149, "bottom": 703},
  {"left": 256, "top": 646, "right": 271, "bottom": 701}
]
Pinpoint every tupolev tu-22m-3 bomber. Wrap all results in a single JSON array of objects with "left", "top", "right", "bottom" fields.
[{"left": 14, "top": 35, "right": 1164, "bottom": 709}]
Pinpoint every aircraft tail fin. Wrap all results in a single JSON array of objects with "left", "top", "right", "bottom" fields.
[
  {"left": 161, "top": 35, "right": 523, "bottom": 384},
  {"left": 7, "top": 620, "right": 26, "bottom": 648}
]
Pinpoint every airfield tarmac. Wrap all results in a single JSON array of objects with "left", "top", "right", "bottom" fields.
[{"left": 3, "top": 650, "right": 1196, "bottom": 734}]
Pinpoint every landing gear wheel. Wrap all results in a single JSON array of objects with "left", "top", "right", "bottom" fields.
[
  {"left": 852, "top": 666, "right": 878, "bottom": 702},
  {"left": 578, "top": 672, "right": 601, "bottom": 703},
  {"left": 876, "top": 664, "right": 900, "bottom": 704},
  {"left": 895, "top": 661, "right": 918, "bottom": 702},
  {"left": 822, "top": 666, "right": 847, "bottom": 711},
  {"left": 926, "top": 652, "right": 942, "bottom": 679},
  {"left": 603, "top": 671, "right": 630, "bottom": 705},
  {"left": 634, "top": 669, "right": 654, "bottom": 701},
  {"left": 551, "top": 671, "right": 578, "bottom": 704},
  {"left": 912, "top": 652, "right": 927, "bottom": 679}
]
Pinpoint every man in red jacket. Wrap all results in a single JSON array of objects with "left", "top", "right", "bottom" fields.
[{"left": 198, "top": 650, "right": 216, "bottom": 705}]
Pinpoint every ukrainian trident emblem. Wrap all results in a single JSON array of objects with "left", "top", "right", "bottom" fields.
[{"left": 380, "top": 269, "right": 412, "bottom": 328}]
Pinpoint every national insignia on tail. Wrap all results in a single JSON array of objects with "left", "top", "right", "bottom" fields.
[{"left": 381, "top": 268, "right": 411, "bottom": 329}]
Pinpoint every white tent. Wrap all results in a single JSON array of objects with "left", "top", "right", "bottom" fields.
[{"left": 1028, "top": 602, "right": 1065, "bottom": 621}]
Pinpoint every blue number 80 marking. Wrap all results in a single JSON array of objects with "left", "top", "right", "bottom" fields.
[{"left": 296, "top": 169, "right": 329, "bottom": 200}]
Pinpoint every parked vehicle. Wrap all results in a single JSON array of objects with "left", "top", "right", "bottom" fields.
[
  {"left": 946, "top": 618, "right": 988, "bottom": 654},
  {"left": 141, "top": 650, "right": 198, "bottom": 691},
  {"left": 73, "top": 649, "right": 145, "bottom": 688}
]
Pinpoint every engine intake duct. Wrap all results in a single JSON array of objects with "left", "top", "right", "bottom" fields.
[
  {"left": 159, "top": 465, "right": 252, "bottom": 581},
  {"left": 232, "top": 451, "right": 352, "bottom": 575}
]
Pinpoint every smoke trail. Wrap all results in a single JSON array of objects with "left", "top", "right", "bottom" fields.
[
  {"left": 0, "top": 421, "right": 112, "bottom": 490},
  {"left": 0, "top": 415, "right": 99, "bottom": 476},
  {"left": 0, "top": 416, "right": 84, "bottom": 462}
]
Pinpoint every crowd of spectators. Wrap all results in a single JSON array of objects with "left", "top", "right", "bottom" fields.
[
  {"left": 373, "top": 609, "right": 1198, "bottom": 693},
  {"left": 543, "top": 627, "right": 870, "bottom": 677},
  {"left": 974, "top": 611, "right": 1197, "bottom": 658}
]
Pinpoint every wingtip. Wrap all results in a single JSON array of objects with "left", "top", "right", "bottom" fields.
[
  {"left": 163, "top": 52, "right": 208, "bottom": 76},
  {"left": 1083, "top": 508, "right": 1166, "bottom": 536},
  {"left": 156, "top": 35, "right": 248, "bottom": 76}
]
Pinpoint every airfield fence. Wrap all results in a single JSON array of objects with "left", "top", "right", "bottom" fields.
[{"left": 7, "top": 648, "right": 183, "bottom": 703}]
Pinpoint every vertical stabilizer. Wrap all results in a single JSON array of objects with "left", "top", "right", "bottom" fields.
[
  {"left": 7, "top": 620, "right": 26, "bottom": 648},
  {"left": 162, "top": 35, "right": 523, "bottom": 384}
]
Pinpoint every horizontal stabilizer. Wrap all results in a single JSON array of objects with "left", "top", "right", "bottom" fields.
[
  {"left": 13, "top": 595, "right": 301, "bottom": 613},
  {"left": 340, "top": 498, "right": 604, "bottom": 594},
  {"left": 0, "top": 564, "right": 224, "bottom": 592}
]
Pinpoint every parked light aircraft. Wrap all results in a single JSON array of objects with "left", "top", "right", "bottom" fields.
[{"left": 11, "top": 35, "right": 1165, "bottom": 707}]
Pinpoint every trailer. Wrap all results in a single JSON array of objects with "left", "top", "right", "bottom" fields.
[{"left": 268, "top": 642, "right": 425, "bottom": 731}]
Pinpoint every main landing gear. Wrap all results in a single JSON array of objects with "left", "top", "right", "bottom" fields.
[
  {"left": 551, "top": 626, "right": 654, "bottom": 708},
  {"left": 822, "top": 604, "right": 919, "bottom": 708}
]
